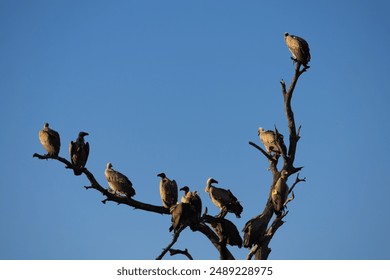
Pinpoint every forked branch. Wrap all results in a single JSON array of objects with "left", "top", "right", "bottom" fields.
[
  {"left": 156, "top": 227, "right": 184, "bottom": 260},
  {"left": 169, "top": 248, "right": 193, "bottom": 260}
]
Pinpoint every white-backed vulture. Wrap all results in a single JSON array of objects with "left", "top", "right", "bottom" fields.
[
  {"left": 242, "top": 214, "right": 269, "bottom": 248},
  {"left": 258, "top": 127, "right": 287, "bottom": 155},
  {"left": 180, "top": 186, "right": 202, "bottom": 220},
  {"left": 39, "top": 122, "right": 61, "bottom": 157},
  {"left": 205, "top": 178, "right": 243, "bottom": 218},
  {"left": 157, "top": 173, "right": 178, "bottom": 208},
  {"left": 284, "top": 32, "right": 311, "bottom": 67},
  {"left": 105, "top": 163, "right": 136, "bottom": 198},
  {"left": 169, "top": 202, "right": 195, "bottom": 233},
  {"left": 205, "top": 215, "right": 243, "bottom": 248},
  {"left": 271, "top": 170, "right": 289, "bottom": 216},
  {"left": 69, "top": 132, "right": 89, "bottom": 176}
]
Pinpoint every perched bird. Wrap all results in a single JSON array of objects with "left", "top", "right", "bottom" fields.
[
  {"left": 205, "top": 178, "right": 243, "bottom": 218},
  {"left": 157, "top": 173, "right": 178, "bottom": 208},
  {"left": 258, "top": 127, "right": 287, "bottom": 155},
  {"left": 205, "top": 215, "right": 243, "bottom": 248},
  {"left": 271, "top": 170, "right": 289, "bottom": 216},
  {"left": 242, "top": 214, "right": 269, "bottom": 248},
  {"left": 284, "top": 32, "right": 311, "bottom": 67},
  {"left": 105, "top": 163, "right": 136, "bottom": 198},
  {"left": 180, "top": 186, "right": 202, "bottom": 219},
  {"left": 69, "top": 132, "right": 89, "bottom": 175},
  {"left": 169, "top": 202, "right": 195, "bottom": 233},
  {"left": 39, "top": 122, "right": 61, "bottom": 157}
]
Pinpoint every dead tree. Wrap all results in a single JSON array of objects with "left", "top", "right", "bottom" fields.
[
  {"left": 33, "top": 35, "right": 309, "bottom": 260},
  {"left": 245, "top": 61, "right": 308, "bottom": 259}
]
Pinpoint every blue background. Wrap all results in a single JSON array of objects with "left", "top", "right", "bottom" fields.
[{"left": 1, "top": 0, "right": 389, "bottom": 259}]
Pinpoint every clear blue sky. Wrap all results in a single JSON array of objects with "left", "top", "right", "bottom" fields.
[{"left": 1, "top": 0, "right": 389, "bottom": 260}]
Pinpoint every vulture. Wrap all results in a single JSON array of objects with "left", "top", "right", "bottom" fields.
[
  {"left": 169, "top": 202, "right": 196, "bottom": 233},
  {"left": 271, "top": 170, "right": 289, "bottom": 216},
  {"left": 69, "top": 132, "right": 89, "bottom": 175},
  {"left": 180, "top": 186, "right": 202, "bottom": 220},
  {"left": 157, "top": 173, "right": 178, "bottom": 208},
  {"left": 105, "top": 163, "right": 136, "bottom": 198},
  {"left": 205, "top": 178, "right": 243, "bottom": 218},
  {"left": 204, "top": 215, "right": 243, "bottom": 248},
  {"left": 284, "top": 32, "right": 311, "bottom": 67},
  {"left": 242, "top": 214, "right": 269, "bottom": 248},
  {"left": 258, "top": 127, "right": 287, "bottom": 155},
  {"left": 39, "top": 122, "right": 61, "bottom": 157}
]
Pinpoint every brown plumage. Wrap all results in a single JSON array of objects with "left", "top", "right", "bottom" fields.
[
  {"left": 284, "top": 32, "right": 311, "bottom": 67},
  {"left": 242, "top": 214, "right": 269, "bottom": 248},
  {"left": 205, "top": 178, "right": 243, "bottom": 218},
  {"left": 69, "top": 132, "right": 89, "bottom": 176},
  {"left": 105, "top": 163, "right": 136, "bottom": 198},
  {"left": 180, "top": 186, "right": 202, "bottom": 220},
  {"left": 258, "top": 127, "right": 287, "bottom": 155},
  {"left": 158, "top": 173, "right": 178, "bottom": 208},
  {"left": 39, "top": 122, "right": 61, "bottom": 157},
  {"left": 271, "top": 170, "right": 289, "bottom": 216},
  {"left": 169, "top": 202, "right": 195, "bottom": 233},
  {"left": 205, "top": 215, "right": 243, "bottom": 248}
]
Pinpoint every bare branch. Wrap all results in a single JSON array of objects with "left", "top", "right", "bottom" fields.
[
  {"left": 280, "top": 79, "right": 287, "bottom": 95},
  {"left": 33, "top": 153, "right": 73, "bottom": 169},
  {"left": 288, "top": 173, "right": 306, "bottom": 195},
  {"left": 284, "top": 191, "right": 295, "bottom": 207},
  {"left": 33, "top": 153, "right": 170, "bottom": 215},
  {"left": 248, "top": 141, "right": 279, "bottom": 174},
  {"left": 265, "top": 211, "right": 288, "bottom": 239},
  {"left": 156, "top": 227, "right": 185, "bottom": 260},
  {"left": 248, "top": 141, "right": 274, "bottom": 162},
  {"left": 169, "top": 248, "right": 193, "bottom": 260},
  {"left": 273, "top": 125, "right": 288, "bottom": 162},
  {"left": 197, "top": 223, "right": 235, "bottom": 260},
  {"left": 246, "top": 244, "right": 259, "bottom": 260}
]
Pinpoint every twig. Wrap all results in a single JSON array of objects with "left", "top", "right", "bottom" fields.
[
  {"left": 284, "top": 191, "right": 295, "bottom": 207},
  {"left": 248, "top": 141, "right": 274, "bottom": 162},
  {"left": 288, "top": 173, "right": 306, "bottom": 195},
  {"left": 169, "top": 248, "right": 193, "bottom": 260}
]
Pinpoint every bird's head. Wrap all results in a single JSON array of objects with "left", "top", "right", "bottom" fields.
[
  {"left": 106, "top": 162, "right": 112, "bottom": 169},
  {"left": 157, "top": 172, "right": 166, "bottom": 179},
  {"left": 79, "top": 131, "right": 89, "bottom": 138},
  {"left": 258, "top": 127, "right": 264, "bottom": 136},
  {"left": 284, "top": 32, "right": 289, "bottom": 37},
  {"left": 207, "top": 178, "right": 218, "bottom": 185},
  {"left": 44, "top": 122, "right": 49, "bottom": 128},
  {"left": 180, "top": 186, "right": 190, "bottom": 192}
]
